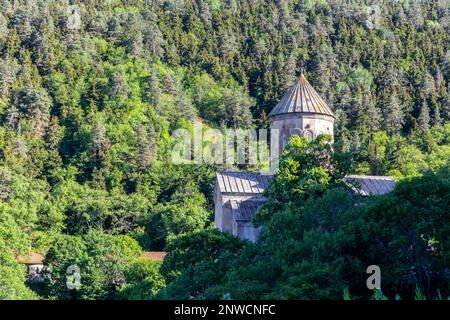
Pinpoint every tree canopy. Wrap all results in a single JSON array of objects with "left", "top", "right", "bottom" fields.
[{"left": 0, "top": 0, "right": 448, "bottom": 300}]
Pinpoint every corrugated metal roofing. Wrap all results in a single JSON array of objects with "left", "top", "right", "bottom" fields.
[
  {"left": 217, "top": 172, "right": 395, "bottom": 197},
  {"left": 269, "top": 74, "right": 334, "bottom": 117},
  {"left": 343, "top": 175, "right": 396, "bottom": 196},
  {"left": 216, "top": 172, "right": 273, "bottom": 194},
  {"left": 231, "top": 199, "right": 267, "bottom": 222}
]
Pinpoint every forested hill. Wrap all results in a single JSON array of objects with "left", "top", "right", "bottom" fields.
[
  {"left": 0, "top": 0, "right": 449, "bottom": 300},
  {"left": 1, "top": 0, "right": 449, "bottom": 173},
  {"left": 2, "top": 0, "right": 450, "bottom": 128}
]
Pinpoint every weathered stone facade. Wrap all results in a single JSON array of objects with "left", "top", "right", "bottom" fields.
[
  {"left": 214, "top": 172, "right": 271, "bottom": 242},
  {"left": 269, "top": 112, "right": 335, "bottom": 151}
]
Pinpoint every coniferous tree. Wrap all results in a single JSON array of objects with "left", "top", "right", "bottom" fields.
[
  {"left": 111, "top": 70, "right": 129, "bottom": 98},
  {"left": 148, "top": 71, "right": 161, "bottom": 108},
  {"left": 177, "top": 93, "right": 196, "bottom": 122},
  {"left": 419, "top": 102, "right": 430, "bottom": 132},
  {"left": 0, "top": 13, "right": 8, "bottom": 42},
  {"left": 221, "top": 89, "right": 254, "bottom": 128},
  {"left": 283, "top": 53, "right": 297, "bottom": 91},
  {"left": 164, "top": 74, "right": 179, "bottom": 96},
  {"left": 128, "top": 31, "right": 145, "bottom": 59},
  {"left": 142, "top": 9, "right": 165, "bottom": 58},
  {"left": 6, "top": 104, "right": 20, "bottom": 133},
  {"left": 11, "top": 87, "right": 51, "bottom": 137},
  {"left": 136, "top": 125, "right": 157, "bottom": 170},
  {"left": 433, "top": 106, "right": 441, "bottom": 127},
  {"left": 384, "top": 93, "right": 404, "bottom": 135},
  {"left": 197, "top": 0, "right": 212, "bottom": 28},
  {"left": 91, "top": 122, "right": 108, "bottom": 159},
  {"left": 444, "top": 88, "right": 450, "bottom": 119},
  {"left": 0, "top": 57, "right": 17, "bottom": 100}
]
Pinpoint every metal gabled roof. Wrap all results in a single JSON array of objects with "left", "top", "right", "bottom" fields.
[
  {"left": 216, "top": 171, "right": 273, "bottom": 195},
  {"left": 231, "top": 199, "right": 267, "bottom": 222},
  {"left": 343, "top": 175, "right": 396, "bottom": 196}
]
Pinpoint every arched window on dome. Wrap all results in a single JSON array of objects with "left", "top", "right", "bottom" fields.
[
  {"left": 303, "top": 130, "right": 313, "bottom": 140},
  {"left": 282, "top": 134, "right": 287, "bottom": 148},
  {"left": 290, "top": 128, "right": 302, "bottom": 138}
]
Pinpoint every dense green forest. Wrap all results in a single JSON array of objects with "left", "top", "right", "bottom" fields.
[{"left": 0, "top": 0, "right": 449, "bottom": 300}]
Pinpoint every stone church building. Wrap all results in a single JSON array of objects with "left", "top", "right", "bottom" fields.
[{"left": 214, "top": 74, "right": 396, "bottom": 242}]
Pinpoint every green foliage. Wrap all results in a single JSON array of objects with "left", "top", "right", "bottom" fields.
[
  {"left": 256, "top": 134, "right": 348, "bottom": 224},
  {"left": 0, "top": 174, "right": 39, "bottom": 300},
  {"left": 0, "top": 239, "right": 38, "bottom": 300},
  {"left": 371, "top": 289, "right": 388, "bottom": 301},
  {"left": 351, "top": 124, "right": 450, "bottom": 178},
  {"left": 44, "top": 230, "right": 142, "bottom": 300},
  {"left": 0, "top": 0, "right": 449, "bottom": 300},
  {"left": 343, "top": 287, "right": 351, "bottom": 301},
  {"left": 116, "top": 259, "right": 165, "bottom": 300},
  {"left": 347, "top": 166, "right": 450, "bottom": 299},
  {"left": 161, "top": 138, "right": 450, "bottom": 300},
  {"left": 158, "top": 227, "right": 244, "bottom": 299}
]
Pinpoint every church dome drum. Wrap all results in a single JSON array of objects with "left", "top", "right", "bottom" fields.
[{"left": 269, "top": 74, "right": 335, "bottom": 151}]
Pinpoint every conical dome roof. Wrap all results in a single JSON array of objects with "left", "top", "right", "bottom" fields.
[{"left": 269, "top": 74, "right": 334, "bottom": 117}]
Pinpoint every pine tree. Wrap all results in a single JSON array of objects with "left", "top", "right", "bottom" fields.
[
  {"left": 334, "top": 109, "right": 351, "bottom": 152},
  {"left": 444, "top": 88, "right": 450, "bottom": 120},
  {"left": 44, "top": 116, "right": 63, "bottom": 182},
  {"left": 384, "top": 93, "right": 404, "bottom": 135},
  {"left": 418, "top": 102, "right": 430, "bottom": 131},
  {"left": 111, "top": 70, "right": 129, "bottom": 98},
  {"left": 0, "top": 57, "right": 17, "bottom": 100},
  {"left": 147, "top": 71, "right": 161, "bottom": 108},
  {"left": 92, "top": 122, "right": 108, "bottom": 159},
  {"left": 433, "top": 106, "right": 441, "bottom": 127},
  {"left": 221, "top": 89, "right": 254, "bottom": 129},
  {"left": 136, "top": 125, "right": 157, "bottom": 170},
  {"left": 283, "top": 53, "right": 297, "bottom": 91},
  {"left": 258, "top": 110, "right": 269, "bottom": 128},
  {"left": 11, "top": 87, "right": 51, "bottom": 137},
  {"left": 363, "top": 91, "right": 381, "bottom": 132},
  {"left": 142, "top": 9, "right": 165, "bottom": 58},
  {"left": 218, "top": 31, "right": 239, "bottom": 63},
  {"left": 177, "top": 93, "right": 196, "bottom": 121},
  {"left": 6, "top": 104, "right": 21, "bottom": 133},
  {"left": 29, "top": 90, "right": 51, "bottom": 137},
  {"left": 164, "top": 74, "right": 179, "bottom": 96},
  {"left": 197, "top": 0, "right": 212, "bottom": 28},
  {"left": 421, "top": 72, "right": 436, "bottom": 98},
  {"left": 129, "top": 32, "right": 144, "bottom": 59},
  {"left": 0, "top": 13, "right": 8, "bottom": 42},
  {"left": 46, "top": 116, "right": 62, "bottom": 151}
]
